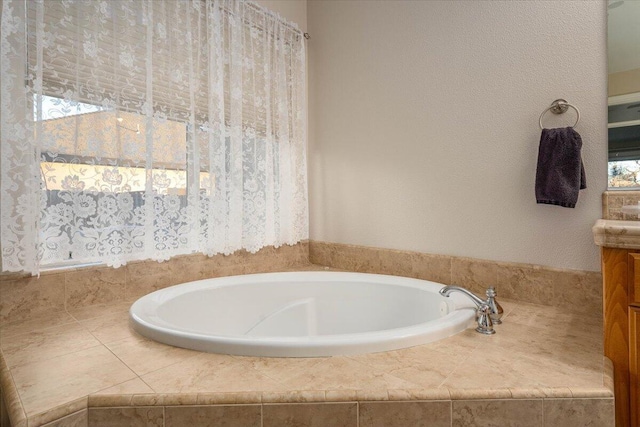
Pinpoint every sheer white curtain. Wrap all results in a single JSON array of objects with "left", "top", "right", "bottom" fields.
[{"left": 1, "top": 0, "right": 308, "bottom": 274}]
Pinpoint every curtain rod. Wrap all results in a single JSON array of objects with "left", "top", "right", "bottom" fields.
[{"left": 236, "top": 1, "right": 310, "bottom": 40}]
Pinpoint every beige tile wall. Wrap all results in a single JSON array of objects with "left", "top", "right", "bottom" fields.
[
  {"left": 309, "top": 241, "right": 602, "bottom": 316},
  {"left": 602, "top": 190, "right": 640, "bottom": 220},
  {"left": 41, "top": 410, "right": 88, "bottom": 427},
  {"left": 0, "top": 242, "right": 310, "bottom": 324},
  {"left": 359, "top": 401, "right": 450, "bottom": 427},
  {"left": 165, "top": 404, "right": 261, "bottom": 427},
  {"left": 543, "top": 398, "right": 614, "bottom": 427},
  {"left": 79, "top": 398, "right": 614, "bottom": 427},
  {"left": 88, "top": 407, "right": 164, "bottom": 427},
  {"left": 263, "top": 403, "right": 357, "bottom": 427},
  {"left": 451, "top": 399, "right": 542, "bottom": 427},
  {"left": 0, "top": 238, "right": 602, "bottom": 324}
]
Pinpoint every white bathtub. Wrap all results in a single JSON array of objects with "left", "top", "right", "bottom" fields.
[{"left": 129, "top": 271, "right": 476, "bottom": 357}]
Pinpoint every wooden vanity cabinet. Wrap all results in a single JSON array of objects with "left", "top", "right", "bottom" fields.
[
  {"left": 629, "top": 306, "right": 640, "bottom": 427},
  {"left": 602, "top": 247, "right": 640, "bottom": 427},
  {"left": 629, "top": 252, "right": 640, "bottom": 427}
]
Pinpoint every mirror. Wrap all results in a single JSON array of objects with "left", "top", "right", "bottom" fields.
[{"left": 608, "top": 0, "right": 640, "bottom": 188}]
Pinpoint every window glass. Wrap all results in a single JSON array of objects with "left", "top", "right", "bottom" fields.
[
  {"left": 37, "top": 96, "right": 211, "bottom": 265},
  {"left": 608, "top": 98, "right": 640, "bottom": 188}
]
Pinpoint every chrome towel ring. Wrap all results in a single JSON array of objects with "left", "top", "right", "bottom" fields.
[{"left": 539, "top": 99, "right": 580, "bottom": 129}]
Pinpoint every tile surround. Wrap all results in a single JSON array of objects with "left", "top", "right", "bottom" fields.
[
  {"left": 104, "top": 335, "right": 200, "bottom": 377},
  {"left": 0, "top": 295, "right": 613, "bottom": 426},
  {"left": 11, "top": 345, "right": 136, "bottom": 418},
  {"left": 0, "top": 390, "right": 9, "bottom": 427},
  {"left": 77, "top": 311, "right": 137, "bottom": 344},
  {"left": 603, "top": 190, "right": 640, "bottom": 220},
  {"left": 359, "top": 401, "right": 451, "bottom": 427},
  {"left": 262, "top": 403, "right": 357, "bottom": 427},
  {"left": 40, "top": 410, "right": 88, "bottom": 427},
  {"left": 0, "top": 322, "right": 101, "bottom": 369},
  {"left": 140, "top": 352, "right": 289, "bottom": 394},
  {"left": 94, "top": 379, "right": 155, "bottom": 396},
  {"left": 165, "top": 404, "right": 261, "bottom": 427},
  {"left": 0, "top": 240, "right": 600, "bottom": 322},
  {"left": 310, "top": 241, "right": 601, "bottom": 315},
  {"left": 0, "top": 310, "right": 77, "bottom": 340},
  {"left": 0, "top": 239, "right": 612, "bottom": 426},
  {"left": 88, "top": 407, "right": 164, "bottom": 427},
  {"left": 542, "top": 398, "right": 614, "bottom": 427},
  {"left": 451, "top": 399, "right": 543, "bottom": 427},
  {"left": 8, "top": 398, "right": 614, "bottom": 427},
  {"left": 0, "top": 242, "right": 310, "bottom": 323},
  {"left": 346, "top": 345, "right": 468, "bottom": 389},
  {"left": 65, "top": 267, "right": 127, "bottom": 308},
  {"left": 0, "top": 273, "right": 66, "bottom": 324},
  {"left": 273, "top": 356, "right": 418, "bottom": 392},
  {"left": 0, "top": 353, "right": 27, "bottom": 427}
]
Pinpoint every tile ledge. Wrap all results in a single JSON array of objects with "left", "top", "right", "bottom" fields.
[
  {"left": 0, "top": 275, "right": 612, "bottom": 426},
  {"left": 26, "top": 397, "right": 87, "bottom": 427},
  {"left": 83, "top": 386, "right": 612, "bottom": 408},
  {"left": 2, "top": 305, "right": 614, "bottom": 425},
  {"left": 0, "top": 352, "right": 27, "bottom": 427},
  {"left": 593, "top": 219, "right": 640, "bottom": 248},
  {"left": 8, "top": 382, "right": 615, "bottom": 426}
]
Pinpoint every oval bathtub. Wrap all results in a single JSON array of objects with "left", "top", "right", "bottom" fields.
[{"left": 130, "top": 271, "right": 476, "bottom": 357}]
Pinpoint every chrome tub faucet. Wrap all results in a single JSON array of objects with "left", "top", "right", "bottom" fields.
[{"left": 439, "top": 285, "right": 503, "bottom": 335}]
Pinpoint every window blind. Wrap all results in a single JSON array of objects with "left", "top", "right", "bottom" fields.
[{"left": 27, "top": 0, "right": 302, "bottom": 140}]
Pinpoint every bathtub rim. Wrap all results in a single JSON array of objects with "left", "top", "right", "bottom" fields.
[{"left": 129, "top": 271, "right": 477, "bottom": 357}]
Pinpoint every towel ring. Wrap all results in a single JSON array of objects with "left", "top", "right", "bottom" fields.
[{"left": 539, "top": 99, "right": 580, "bottom": 129}]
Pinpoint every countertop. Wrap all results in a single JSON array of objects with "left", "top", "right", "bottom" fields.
[
  {"left": 593, "top": 218, "right": 640, "bottom": 249},
  {"left": 0, "top": 280, "right": 612, "bottom": 426}
]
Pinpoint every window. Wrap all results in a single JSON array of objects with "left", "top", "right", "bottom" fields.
[
  {"left": 1, "top": 0, "right": 307, "bottom": 274},
  {"left": 608, "top": 94, "right": 640, "bottom": 188},
  {"left": 38, "top": 95, "right": 196, "bottom": 195}
]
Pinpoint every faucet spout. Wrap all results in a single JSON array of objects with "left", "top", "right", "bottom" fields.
[
  {"left": 439, "top": 286, "right": 485, "bottom": 308},
  {"left": 439, "top": 285, "right": 504, "bottom": 333}
]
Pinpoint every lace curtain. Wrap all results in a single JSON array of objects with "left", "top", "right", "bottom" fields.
[{"left": 1, "top": 0, "right": 308, "bottom": 274}]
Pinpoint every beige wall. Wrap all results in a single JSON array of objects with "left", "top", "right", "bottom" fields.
[
  {"left": 609, "top": 68, "right": 640, "bottom": 96},
  {"left": 308, "top": 0, "right": 607, "bottom": 271}
]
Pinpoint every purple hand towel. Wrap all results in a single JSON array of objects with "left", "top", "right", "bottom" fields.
[{"left": 535, "top": 127, "right": 586, "bottom": 208}]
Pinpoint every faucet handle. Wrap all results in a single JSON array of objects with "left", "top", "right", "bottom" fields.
[
  {"left": 485, "top": 287, "right": 503, "bottom": 325},
  {"left": 475, "top": 304, "right": 495, "bottom": 335}
]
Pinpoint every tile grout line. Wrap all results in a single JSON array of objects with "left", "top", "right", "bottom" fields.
[
  {"left": 1, "top": 313, "right": 81, "bottom": 342},
  {"left": 449, "top": 399, "right": 453, "bottom": 427},
  {"left": 435, "top": 335, "right": 488, "bottom": 389},
  {"left": 125, "top": 264, "right": 131, "bottom": 308},
  {"left": 91, "top": 336, "right": 140, "bottom": 391},
  {"left": 138, "top": 375, "right": 157, "bottom": 395},
  {"left": 106, "top": 339, "right": 203, "bottom": 380},
  {"left": 70, "top": 309, "right": 124, "bottom": 324},
  {"left": 89, "top": 380, "right": 125, "bottom": 401},
  {"left": 2, "top": 322, "right": 104, "bottom": 374},
  {"left": 231, "top": 354, "right": 301, "bottom": 390},
  {"left": 448, "top": 257, "right": 453, "bottom": 286},
  {"left": 63, "top": 271, "right": 70, "bottom": 315}
]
